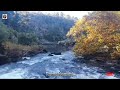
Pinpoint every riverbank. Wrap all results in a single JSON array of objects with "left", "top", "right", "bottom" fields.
[
  {"left": 0, "top": 42, "right": 46, "bottom": 65},
  {"left": 0, "top": 41, "right": 72, "bottom": 65},
  {"left": 1, "top": 41, "right": 120, "bottom": 78},
  {"left": 74, "top": 53, "right": 120, "bottom": 76}
]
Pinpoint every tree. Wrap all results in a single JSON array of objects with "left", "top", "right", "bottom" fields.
[
  {"left": 67, "top": 11, "right": 120, "bottom": 59},
  {"left": 18, "top": 33, "right": 39, "bottom": 45},
  {"left": 0, "top": 21, "right": 10, "bottom": 43}
]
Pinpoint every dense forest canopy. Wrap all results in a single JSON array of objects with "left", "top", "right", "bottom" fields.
[
  {"left": 0, "top": 11, "right": 77, "bottom": 43},
  {"left": 67, "top": 11, "right": 120, "bottom": 60}
]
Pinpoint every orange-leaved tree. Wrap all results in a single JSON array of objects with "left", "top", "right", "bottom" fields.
[{"left": 67, "top": 11, "right": 120, "bottom": 59}]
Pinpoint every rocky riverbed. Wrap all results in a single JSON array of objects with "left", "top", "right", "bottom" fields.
[{"left": 0, "top": 51, "right": 119, "bottom": 79}]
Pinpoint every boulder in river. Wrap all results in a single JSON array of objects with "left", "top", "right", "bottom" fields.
[
  {"left": 62, "top": 58, "right": 66, "bottom": 60},
  {"left": 48, "top": 54, "right": 54, "bottom": 56},
  {"left": 51, "top": 52, "right": 61, "bottom": 55},
  {"left": 43, "top": 49, "right": 48, "bottom": 53}
]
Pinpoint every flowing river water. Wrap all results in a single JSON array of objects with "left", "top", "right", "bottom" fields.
[{"left": 0, "top": 51, "right": 119, "bottom": 79}]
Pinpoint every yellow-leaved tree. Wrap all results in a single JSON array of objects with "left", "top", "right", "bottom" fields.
[{"left": 67, "top": 11, "right": 120, "bottom": 60}]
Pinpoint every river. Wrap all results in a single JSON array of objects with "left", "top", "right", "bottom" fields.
[{"left": 0, "top": 51, "right": 118, "bottom": 79}]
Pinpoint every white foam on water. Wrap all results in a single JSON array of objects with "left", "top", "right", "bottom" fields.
[
  {"left": 18, "top": 55, "right": 50, "bottom": 65},
  {"left": 0, "top": 68, "right": 27, "bottom": 79},
  {"left": 0, "top": 51, "right": 119, "bottom": 79}
]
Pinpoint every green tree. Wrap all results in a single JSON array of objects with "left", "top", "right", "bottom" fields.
[{"left": 18, "top": 33, "right": 39, "bottom": 45}]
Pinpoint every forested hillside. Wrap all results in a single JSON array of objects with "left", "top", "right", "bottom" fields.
[
  {"left": 0, "top": 11, "right": 77, "bottom": 64},
  {"left": 0, "top": 11, "right": 77, "bottom": 42}
]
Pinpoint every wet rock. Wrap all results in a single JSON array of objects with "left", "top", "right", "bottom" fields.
[
  {"left": 51, "top": 53, "right": 55, "bottom": 54},
  {"left": 51, "top": 52, "right": 61, "bottom": 55},
  {"left": 43, "top": 73, "right": 50, "bottom": 78},
  {"left": 55, "top": 52, "right": 61, "bottom": 55},
  {"left": 62, "top": 58, "right": 66, "bottom": 60},
  {"left": 43, "top": 49, "right": 48, "bottom": 53},
  {"left": 48, "top": 54, "right": 53, "bottom": 56}
]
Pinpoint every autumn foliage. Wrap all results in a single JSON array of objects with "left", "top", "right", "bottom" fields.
[{"left": 67, "top": 11, "right": 120, "bottom": 60}]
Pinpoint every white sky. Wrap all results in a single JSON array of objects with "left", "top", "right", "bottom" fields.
[{"left": 29, "top": 11, "right": 92, "bottom": 19}]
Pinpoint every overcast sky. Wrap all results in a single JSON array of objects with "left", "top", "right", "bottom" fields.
[{"left": 29, "top": 11, "right": 92, "bottom": 19}]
